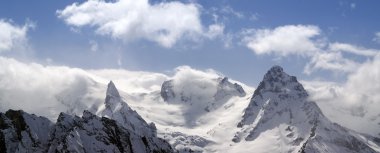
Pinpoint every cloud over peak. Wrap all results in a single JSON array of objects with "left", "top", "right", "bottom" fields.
[
  {"left": 57, "top": 0, "right": 219, "bottom": 48},
  {"left": 304, "top": 53, "right": 380, "bottom": 135}
]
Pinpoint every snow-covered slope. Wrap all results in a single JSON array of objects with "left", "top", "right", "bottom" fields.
[
  {"left": 48, "top": 110, "right": 173, "bottom": 153},
  {"left": 0, "top": 110, "right": 53, "bottom": 153},
  {"left": 160, "top": 77, "right": 246, "bottom": 124},
  {"left": 157, "top": 76, "right": 250, "bottom": 152}
]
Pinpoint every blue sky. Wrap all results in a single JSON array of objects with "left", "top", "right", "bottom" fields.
[{"left": 0, "top": 0, "right": 380, "bottom": 86}]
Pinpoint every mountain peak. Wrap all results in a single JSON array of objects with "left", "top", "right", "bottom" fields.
[
  {"left": 269, "top": 65, "right": 284, "bottom": 72},
  {"left": 106, "top": 81, "right": 120, "bottom": 98},
  {"left": 220, "top": 77, "right": 229, "bottom": 84},
  {"left": 263, "top": 65, "right": 288, "bottom": 82},
  {"left": 256, "top": 66, "right": 305, "bottom": 95},
  {"left": 100, "top": 81, "right": 157, "bottom": 137},
  {"left": 237, "top": 65, "right": 308, "bottom": 128},
  {"left": 232, "top": 65, "right": 380, "bottom": 153},
  {"left": 107, "top": 81, "right": 120, "bottom": 97}
]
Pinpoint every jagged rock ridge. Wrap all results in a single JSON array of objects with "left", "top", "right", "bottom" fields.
[
  {"left": 0, "top": 81, "right": 174, "bottom": 153},
  {"left": 0, "top": 110, "right": 52, "bottom": 153},
  {"left": 98, "top": 81, "right": 158, "bottom": 137}
]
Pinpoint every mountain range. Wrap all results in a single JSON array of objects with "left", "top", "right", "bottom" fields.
[{"left": 1, "top": 65, "right": 380, "bottom": 153}]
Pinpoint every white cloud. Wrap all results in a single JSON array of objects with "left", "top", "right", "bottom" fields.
[
  {"left": 244, "top": 25, "right": 321, "bottom": 56},
  {"left": 0, "top": 57, "right": 103, "bottom": 120},
  {"left": 343, "top": 53, "right": 380, "bottom": 108},
  {"left": 0, "top": 56, "right": 172, "bottom": 120},
  {"left": 301, "top": 80, "right": 339, "bottom": 103},
  {"left": 57, "top": 0, "right": 206, "bottom": 48},
  {"left": 87, "top": 69, "right": 169, "bottom": 93},
  {"left": 329, "top": 42, "right": 379, "bottom": 56},
  {"left": 304, "top": 52, "right": 359, "bottom": 74},
  {"left": 0, "top": 19, "right": 33, "bottom": 52},
  {"left": 205, "top": 24, "right": 225, "bottom": 39},
  {"left": 243, "top": 24, "right": 379, "bottom": 74},
  {"left": 373, "top": 32, "right": 380, "bottom": 44},
  {"left": 171, "top": 66, "right": 220, "bottom": 101},
  {"left": 306, "top": 43, "right": 379, "bottom": 74},
  {"left": 303, "top": 53, "right": 380, "bottom": 135}
]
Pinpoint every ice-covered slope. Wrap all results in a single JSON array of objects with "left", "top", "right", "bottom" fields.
[{"left": 229, "top": 66, "right": 380, "bottom": 153}]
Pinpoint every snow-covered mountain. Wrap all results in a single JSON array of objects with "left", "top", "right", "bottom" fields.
[
  {"left": 230, "top": 66, "right": 380, "bottom": 153},
  {"left": 0, "top": 82, "right": 174, "bottom": 153},
  {"left": 1, "top": 60, "right": 380, "bottom": 153}
]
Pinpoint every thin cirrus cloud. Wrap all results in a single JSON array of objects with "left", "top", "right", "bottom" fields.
[
  {"left": 243, "top": 24, "right": 379, "bottom": 74},
  {"left": 57, "top": 0, "right": 223, "bottom": 48},
  {"left": 373, "top": 32, "right": 380, "bottom": 44},
  {"left": 0, "top": 55, "right": 232, "bottom": 122},
  {"left": 329, "top": 42, "right": 379, "bottom": 56},
  {"left": 0, "top": 19, "right": 33, "bottom": 53}
]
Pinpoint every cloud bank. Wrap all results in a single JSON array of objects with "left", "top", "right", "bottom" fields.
[
  {"left": 303, "top": 53, "right": 380, "bottom": 135},
  {"left": 57, "top": 0, "right": 223, "bottom": 48},
  {"left": 0, "top": 56, "right": 236, "bottom": 123},
  {"left": 243, "top": 24, "right": 379, "bottom": 74},
  {"left": 87, "top": 69, "right": 169, "bottom": 93},
  {"left": 0, "top": 57, "right": 104, "bottom": 120}
]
